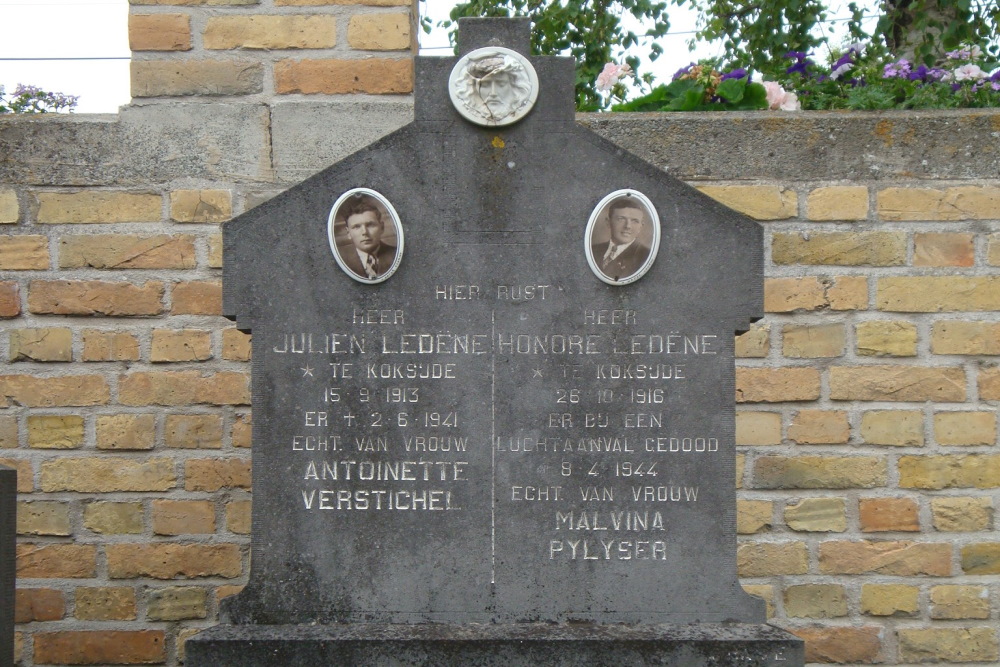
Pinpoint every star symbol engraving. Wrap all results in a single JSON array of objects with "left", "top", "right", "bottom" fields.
[{"left": 301, "top": 366, "right": 314, "bottom": 377}]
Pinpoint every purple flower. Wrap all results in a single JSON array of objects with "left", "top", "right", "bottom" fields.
[
  {"left": 721, "top": 68, "right": 748, "bottom": 81},
  {"left": 672, "top": 64, "right": 694, "bottom": 81},
  {"left": 785, "top": 52, "right": 814, "bottom": 77},
  {"left": 883, "top": 59, "right": 911, "bottom": 79}
]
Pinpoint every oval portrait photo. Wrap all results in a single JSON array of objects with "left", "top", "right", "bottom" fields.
[
  {"left": 585, "top": 190, "right": 660, "bottom": 285},
  {"left": 328, "top": 189, "right": 404, "bottom": 284}
]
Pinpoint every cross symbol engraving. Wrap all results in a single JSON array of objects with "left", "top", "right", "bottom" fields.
[
  {"left": 343, "top": 413, "right": 356, "bottom": 426},
  {"left": 532, "top": 368, "right": 543, "bottom": 378}
]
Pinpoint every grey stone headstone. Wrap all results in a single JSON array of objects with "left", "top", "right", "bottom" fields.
[
  {"left": 0, "top": 465, "right": 15, "bottom": 667},
  {"left": 190, "top": 17, "right": 803, "bottom": 666}
]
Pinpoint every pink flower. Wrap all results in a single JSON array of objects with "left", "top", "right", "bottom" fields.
[
  {"left": 762, "top": 81, "right": 800, "bottom": 111},
  {"left": 596, "top": 63, "right": 633, "bottom": 92},
  {"left": 953, "top": 63, "right": 987, "bottom": 81}
]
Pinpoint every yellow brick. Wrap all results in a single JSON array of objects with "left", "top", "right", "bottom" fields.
[
  {"left": 930, "top": 585, "right": 990, "bottom": 619},
  {"left": 348, "top": 13, "right": 410, "bottom": 50},
  {"left": 819, "top": 540, "right": 951, "bottom": 575},
  {"left": 151, "top": 329, "right": 212, "bottom": 362},
  {"left": 931, "top": 320, "right": 1000, "bottom": 355},
  {"left": 829, "top": 365, "right": 965, "bottom": 402},
  {"left": 35, "top": 192, "right": 161, "bottom": 223},
  {"left": 41, "top": 458, "right": 176, "bottom": 492},
  {"left": 169, "top": 189, "right": 232, "bottom": 223},
  {"left": 783, "top": 584, "right": 847, "bottom": 618},
  {"left": 204, "top": 15, "right": 336, "bottom": 49},
  {"left": 788, "top": 410, "right": 849, "bottom": 445},
  {"left": 764, "top": 276, "right": 867, "bottom": 313},
  {"left": 736, "top": 499, "right": 772, "bottom": 534},
  {"left": 914, "top": 232, "right": 975, "bottom": 267},
  {"left": 982, "top": 367, "right": 1000, "bottom": 401},
  {"left": 735, "top": 367, "right": 820, "bottom": 402},
  {"left": 222, "top": 328, "right": 251, "bottom": 361},
  {"left": 226, "top": 500, "right": 251, "bottom": 533},
  {"left": 860, "top": 584, "right": 918, "bottom": 616},
  {"left": 989, "top": 233, "right": 1000, "bottom": 266},
  {"left": 60, "top": 234, "right": 196, "bottom": 269},
  {"left": 962, "top": 543, "right": 1000, "bottom": 574},
  {"left": 132, "top": 60, "right": 263, "bottom": 97},
  {"left": 147, "top": 586, "right": 208, "bottom": 620},
  {"left": 75, "top": 587, "right": 136, "bottom": 620},
  {"left": 152, "top": 499, "right": 216, "bottom": 535},
  {"left": 17, "top": 501, "right": 71, "bottom": 535},
  {"left": 856, "top": 320, "right": 917, "bottom": 357},
  {"left": 165, "top": 414, "right": 223, "bottom": 449},
  {"left": 734, "top": 323, "right": 768, "bottom": 358},
  {"left": 878, "top": 276, "right": 1000, "bottom": 311},
  {"left": 10, "top": 328, "right": 73, "bottom": 362},
  {"left": 208, "top": 233, "right": 223, "bottom": 268},
  {"left": 735, "top": 411, "right": 781, "bottom": 446},
  {"left": 0, "top": 189, "right": 18, "bottom": 223},
  {"left": 934, "top": 411, "right": 996, "bottom": 446},
  {"left": 0, "top": 235, "right": 49, "bottom": 269},
  {"left": 898, "top": 628, "right": 998, "bottom": 663},
  {"left": 0, "top": 415, "right": 16, "bottom": 448},
  {"left": 232, "top": 413, "right": 252, "bottom": 448},
  {"left": 784, "top": 497, "right": 847, "bottom": 532},
  {"left": 96, "top": 414, "right": 156, "bottom": 450},
  {"left": 82, "top": 330, "right": 140, "bottom": 362},
  {"left": 859, "top": 496, "right": 919, "bottom": 532},
  {"left": 696, "top": 185, "right": 796, "bottom": 220},
  {"left": 737, "top": 542, "right": 808, "bottom": 576},
  {"left": 782, "top": 323, "right": 845, "bottom": 358},
  {"left": 754, "top": 455, "right": 886, "bottom": 489},
  {"left": 131, "top": 0, "right": 257, "bottom": 4},
  {"left": 106, "top": 543, "right": 241, "bottom": 579},
  {"left": 83, "top": 502, "right": 144, "bottom": 534},
  {"left": 899, "top": 454, "right": 1000, "bottom": 489},
  {"left": 119, "top": 370, "right": 249, "bottom": 406},
  {"left": 27, "top": 415, "right": 84, "bottom": 449},
  {"left": 805, "top": 186, "right": 868, "bottom": 221},
  {"left": 931, "top": 497, "right": 993, "bottom": 531},
  {"left": 275, "top": 58, "right": 412, "bottom": 94},
  {"left": 0, "top": 374, "right": 109, "bottom": 407},
  {"left": 772, "top": 231, "right": 905, "bottom": 266},
  {"left": 860, "top": 410, "right": 924, "bottom": 446},
  {"left": 879, "top": 186, "right": 1000, "bottom": 221},
  {"left": 278, "top": 0, "right": 409, "bottom": 4},
  {"left": 129, "top": 13, "right": 191, "bottom": 51}
]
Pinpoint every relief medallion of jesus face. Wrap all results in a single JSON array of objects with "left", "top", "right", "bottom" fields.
[{"left": 449, "top": 47, "right": 539, "bottom": 127}]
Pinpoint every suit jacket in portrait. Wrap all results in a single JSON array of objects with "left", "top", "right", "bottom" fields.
[
  {"left": 591, "top": 240, "right": 650, "bottom": 281},
  {"left": 338, "top": 242, "right": 398, "bottom": 279}
]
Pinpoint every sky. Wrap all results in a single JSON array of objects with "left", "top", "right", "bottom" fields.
[{"left": 0, "top": 0, "right": 869, "bottom": 114}]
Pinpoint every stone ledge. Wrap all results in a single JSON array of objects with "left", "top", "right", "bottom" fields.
[{"left": 186, "top": 623, "right": 804, "bottom": 667}]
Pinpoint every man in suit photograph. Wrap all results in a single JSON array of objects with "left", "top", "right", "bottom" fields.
[
  {"left": 337, "top": 195, "right": 398, "bottom": 280},
  {"left": 591, "top": 196, "right": 651, "bottom": 282}
]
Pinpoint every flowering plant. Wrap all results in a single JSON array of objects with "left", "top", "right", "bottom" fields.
[
  {"left": 611, "top": 60, "right": 769, "bottom": 112},
  {"left": 0, "top": 84, "right": 79, "bottom": 114},
  {"left": 773, "top": 43, "right": 1000, "bottom": 110}
]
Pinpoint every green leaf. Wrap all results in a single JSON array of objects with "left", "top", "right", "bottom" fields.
[{"left": 715, "top": 77, "right": 746, "bottom": 103}]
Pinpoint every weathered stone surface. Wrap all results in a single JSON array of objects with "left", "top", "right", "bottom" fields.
[
  {"left": 753, "top": 456, "right": 886, "bottom": 489},
  {"left": 0, "top": 105, "right": 271, "bottom": 186}
]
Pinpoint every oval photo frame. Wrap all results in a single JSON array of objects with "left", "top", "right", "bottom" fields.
[
  {"left": 585, "top": 189, "right": 660, "bottom": 286},
  {"left": 328, "top": 188, "right": 404, "bottom": 285}
]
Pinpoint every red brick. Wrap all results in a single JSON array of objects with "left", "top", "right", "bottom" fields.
[
  {"left": 34, "top": 630, "right": 165, "bottom": 665},
  {"left": 859, "top": 497, "right": 920, "bottom": 532},
  {"left": 792, "top": 626, "right": 883, "bottom": 664},
  {"left": 15, "top": 588, "right": 65, "bottom": 622},
  {"left": 0, "top": 281, "right": 20, "bottom": 317},
  {"left": 107, "top": 543, "right": 242, "bottom": 579},
  {"left": 17, "top": 544, "right": 97, "bottom": 578}
]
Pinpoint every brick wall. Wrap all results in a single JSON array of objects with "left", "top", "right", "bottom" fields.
[{"left": 2, "top": 25, "right": 999, "bottom": 663}]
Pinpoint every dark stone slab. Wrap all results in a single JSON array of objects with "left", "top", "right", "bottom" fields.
[
  {"left": 186, "top": 623, "right": 803, "bottom": 666},
  {"left": 0, "top": 466, "right": 15, "bottom": 667},
  {"left": 209, "top": 16, "right": 801, "bottom": 666}
]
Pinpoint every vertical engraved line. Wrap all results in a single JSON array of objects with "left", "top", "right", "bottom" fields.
[{"left": 491, "top": 309, "right": 497, "bottom": 585}]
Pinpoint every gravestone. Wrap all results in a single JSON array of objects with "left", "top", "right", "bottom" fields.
[
  {"left": 188, "top": 18, "right": 803, "bottom": 666},
  {"left": 1, "top": 465, "right": 15, "bottom": 667}
]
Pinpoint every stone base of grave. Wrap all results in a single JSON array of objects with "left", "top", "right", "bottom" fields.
[{"left": 185, "top": 622, "right": 803, "bottom": 666}]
